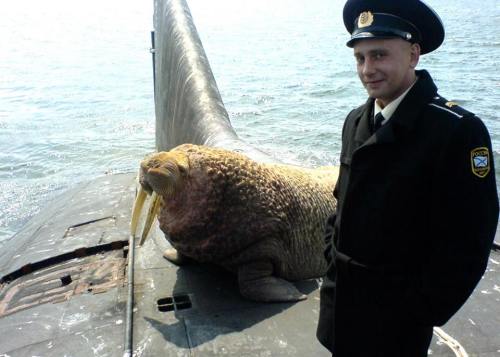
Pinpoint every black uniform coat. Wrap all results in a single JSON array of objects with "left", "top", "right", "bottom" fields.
[{"left": 317, "top": 70, "right": 499, "bottom": 356}]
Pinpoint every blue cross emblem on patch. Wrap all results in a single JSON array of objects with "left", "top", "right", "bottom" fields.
[
  {"left": 473, "top": 156, "right": 488, "bottom": 168},
  {"left": 470, "top": 147, "right": 490, "bottom": 178}
]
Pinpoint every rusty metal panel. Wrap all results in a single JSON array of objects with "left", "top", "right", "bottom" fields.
[
  {"left": 0, "top": 174, "right": 132, "bottom": 356},
  {"left": 0, "top": 249, "right": 127, "bottom": 318},
  {"left": 0, "top": 173, "right": 135, "bottom": 280}
]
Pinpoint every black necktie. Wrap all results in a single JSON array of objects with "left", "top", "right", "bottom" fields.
[{"left": 373, "top": 112, "right": 385, "bottom": 132}]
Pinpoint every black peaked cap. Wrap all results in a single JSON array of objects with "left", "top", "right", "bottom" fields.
[{"left": 343, "top": 0, "right": 445, "bottom": 54}]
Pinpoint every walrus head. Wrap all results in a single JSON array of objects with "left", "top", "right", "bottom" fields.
[{"left": 131, "top": 151, "right": 190, "bottom": 245}]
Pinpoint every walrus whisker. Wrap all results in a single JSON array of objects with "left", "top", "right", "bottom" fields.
[
  {"left": 139, "top": 192, "right": 161, "bottom": 246},
  {"left": 131, "top": 186, "right": 147, "bottom": 236}
]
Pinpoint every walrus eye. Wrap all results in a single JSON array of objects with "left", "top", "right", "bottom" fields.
[
  {"left": 177, "top": 164, "right": 188, "bottom": 177},
  {"left": 172, "top": 154, "right": 189, "bottom": 177}
]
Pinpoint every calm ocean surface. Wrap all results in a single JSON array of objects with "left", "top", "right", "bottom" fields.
[{"left": 1, "top": 0, "right": 499, "bottom": 244}]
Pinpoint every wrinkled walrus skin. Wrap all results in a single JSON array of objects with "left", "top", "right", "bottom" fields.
[{"left": 133, "top": 144, "right": 338, "bottom": 302}]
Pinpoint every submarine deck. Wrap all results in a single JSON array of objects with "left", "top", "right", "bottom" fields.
[{"left": 0, "top": 173, "right": 499, "bottom": 356}]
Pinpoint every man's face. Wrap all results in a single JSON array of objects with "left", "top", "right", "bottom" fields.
[{"left": 353, "top": 38, "right": 420, "bottom": 107}]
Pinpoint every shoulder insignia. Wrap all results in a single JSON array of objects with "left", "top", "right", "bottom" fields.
[
  {"left": 471, "top": 147, "right": 490, "bottom": 178},
  {"left": 429, "top": 96, "right": 473, "bottom": 119}
]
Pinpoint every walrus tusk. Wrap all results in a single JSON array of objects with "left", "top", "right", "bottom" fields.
[
  {"left": 139, "top": 192, "right": 161, "bottom": 246},
  {"left": 131, "top": 186, "right": 147, "bottom": 236}
]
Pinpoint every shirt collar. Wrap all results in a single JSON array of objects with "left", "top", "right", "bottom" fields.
[{"left": 373, "top": 77, "right": 419, "bottom": 123}]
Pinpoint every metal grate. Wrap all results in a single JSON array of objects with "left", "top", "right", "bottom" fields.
[
  {"left": 157, "top": 294, "right": 192, "bottom": 312},
  {"left": 0, "top": 249, "right": 127, "bottom": 317}
]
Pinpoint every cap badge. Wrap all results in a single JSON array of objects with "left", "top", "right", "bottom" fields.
[
  {"left": 471, "top": 147, "right": 490, "bottom": 178},
  {"left": 358, "top": 11, "right": 374, "bottom": 28}
]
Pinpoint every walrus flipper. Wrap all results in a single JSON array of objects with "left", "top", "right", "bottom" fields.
[
  {"left": 238, "top": 261, "right": 307, "bottom": 302},
  {"left": 162, "top": 247, "right": 194, "bottom": 266}
]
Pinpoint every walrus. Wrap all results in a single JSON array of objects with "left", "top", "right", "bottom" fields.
[{"left": 131, "top": 144, "right": 338, "bottom": 302}]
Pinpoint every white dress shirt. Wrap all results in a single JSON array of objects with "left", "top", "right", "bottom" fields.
[{"left": 373, "top": 77, "right": 418, "bottom": 126}]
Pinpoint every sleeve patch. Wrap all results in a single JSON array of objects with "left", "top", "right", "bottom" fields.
[{"left": 471, "top": 147, "right": 490, "bottom": 178}]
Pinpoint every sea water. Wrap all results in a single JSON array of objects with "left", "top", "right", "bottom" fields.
[{"left": 1, "top": 0, "right": 499, "bottom": 244}]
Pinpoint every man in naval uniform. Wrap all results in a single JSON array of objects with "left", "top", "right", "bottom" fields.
[{"left": 316, "top": 0, "right": 499, "bottom": 356}]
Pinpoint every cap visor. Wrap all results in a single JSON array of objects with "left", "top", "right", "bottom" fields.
[{"left": 346, "top": 32, "right": 400, "bottom": 47}]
